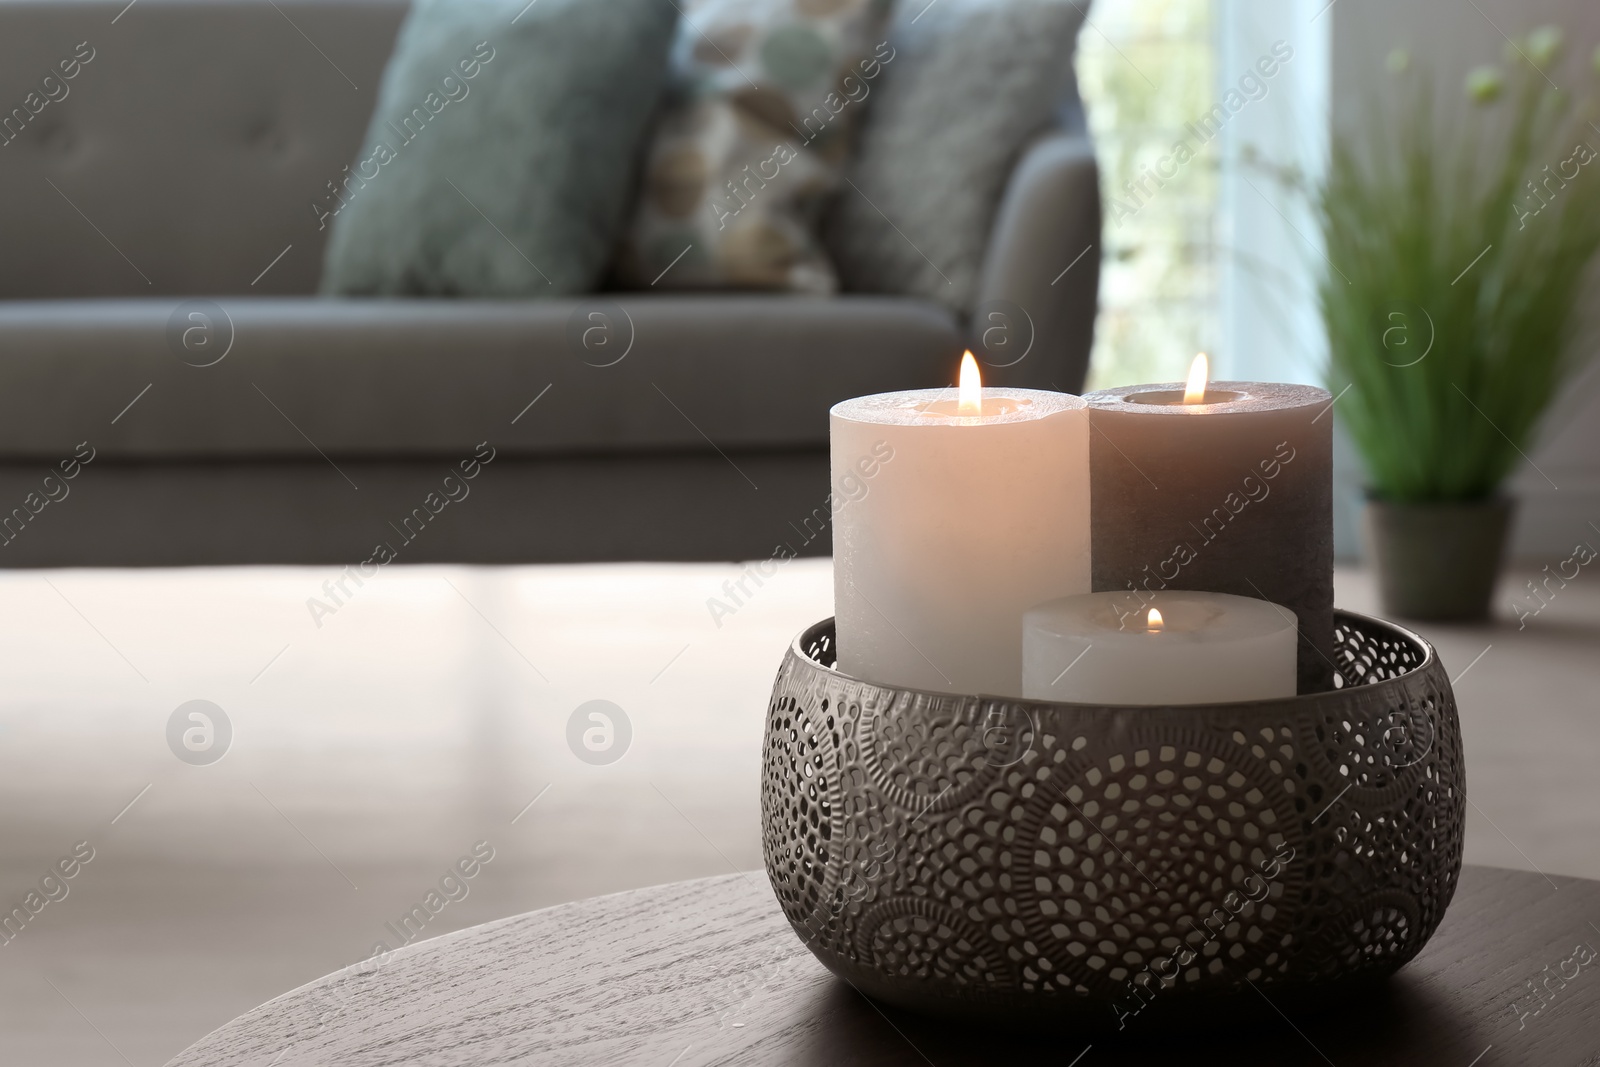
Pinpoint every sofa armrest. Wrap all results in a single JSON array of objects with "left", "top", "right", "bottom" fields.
[{"left": 972, "top": 132, "right": 1101, "bottom": 393}]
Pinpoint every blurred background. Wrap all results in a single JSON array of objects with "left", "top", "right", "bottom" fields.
[{"left": 2, "top": 0, "right": 1599, "bottom": 1064}]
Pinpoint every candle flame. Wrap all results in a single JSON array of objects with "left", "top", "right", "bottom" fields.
[
  {"left": 1147, "top": 607, "right": 1164, "bottom": 631},
  {"left": 1183, "top": 353, "right": 1209, "bottom": 404},
  {"left": 958, "top": 350, "right": 982, "bottom": 415}
]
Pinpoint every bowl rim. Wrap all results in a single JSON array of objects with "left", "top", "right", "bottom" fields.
[{"left": 787, "top": 607, "right": 1438, "bottom": 712}]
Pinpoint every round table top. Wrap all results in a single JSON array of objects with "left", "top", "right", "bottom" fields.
[{"left": 169, "top": 865, "right": 1598, "bottom": 1066}]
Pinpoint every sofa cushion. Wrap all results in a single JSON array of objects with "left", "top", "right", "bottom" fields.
[
  {"left": 320, "top": 0, "right": 677, "bottom": 297},
  {"left": 0, "top": 296, "right": 960, "bottom": 459},
  {"left": 825, "top": 0, "right": 1088, "bottom": 314},
  {"left": 0, "top": 0, "right": 406, "bottom": 299},
  {"left": 614, "top": 0, "right": 891, "bottom": 294}
]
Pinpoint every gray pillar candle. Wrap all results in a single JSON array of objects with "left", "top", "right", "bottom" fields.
[{"left": 1084, "top": 373, "right": 1334, "bottom": 693}]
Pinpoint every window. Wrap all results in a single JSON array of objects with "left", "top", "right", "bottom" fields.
[
  {"left": 1077, "top": 0, "right": 1329, "bottom": 390},
  {"left": 1077, "top": 0, "right": 1218, "bottom": 390}
]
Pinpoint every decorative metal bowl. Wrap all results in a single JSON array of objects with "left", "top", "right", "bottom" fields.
[{"left": 760, "top": 610, "right": 1463, "bottom": 1027}]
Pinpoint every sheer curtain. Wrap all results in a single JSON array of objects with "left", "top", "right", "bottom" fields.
[{"left": 1215, "top": 0, "right": 1331, "bottom": 388}]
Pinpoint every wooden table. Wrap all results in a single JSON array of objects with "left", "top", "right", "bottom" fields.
[{"left": 169, "top": 866, "right": 1600, "bottom": 1066}]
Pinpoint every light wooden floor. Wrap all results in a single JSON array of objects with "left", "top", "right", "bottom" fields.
[{"left": 0, "top": 560, "right": 1595, "bottom": 1066}]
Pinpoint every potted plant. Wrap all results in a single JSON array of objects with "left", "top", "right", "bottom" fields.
[{"left": 1314, "top": 28, "right": 1600, "bottom": 620}]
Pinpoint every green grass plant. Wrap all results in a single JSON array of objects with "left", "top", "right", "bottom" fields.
[{"left": 1316, "top": 31, "right": 1600, "bottom": 501}]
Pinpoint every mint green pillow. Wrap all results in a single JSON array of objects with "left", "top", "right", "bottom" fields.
[{"left": 321, "top": 0, "right": 677, "bottom": 297}]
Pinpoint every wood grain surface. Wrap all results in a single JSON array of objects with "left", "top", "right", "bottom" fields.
[{"left": 168, "top": 865, "right": 1600, "bottom": 1066}]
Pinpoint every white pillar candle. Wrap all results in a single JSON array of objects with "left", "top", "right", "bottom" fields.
[
  {"left": 1022, "top": 591, "right": 1297, "bottom": 705},
  {"left": 831, "top": 355, "right": 1090, "bottom": 698}
]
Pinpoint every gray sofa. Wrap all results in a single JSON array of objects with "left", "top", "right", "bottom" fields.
[{"left": 0, "top": 0, "right": 1100, "bottom": 566}]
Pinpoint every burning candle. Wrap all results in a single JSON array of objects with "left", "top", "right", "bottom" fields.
[
  {"left": 1022, "top": 590, "right": 1298, "bottom": 704},
  {"left": 831, "top": 353, "right": 1091, "bottom": 697},
  {"left": 1084, "top": 356, "right": 1334, "bottom": 693}
]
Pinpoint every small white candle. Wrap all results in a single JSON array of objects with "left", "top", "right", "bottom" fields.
[
  {"left": 832, "top": 354, "right": 1090, "bottom": 698},
  {"left": 1022, "top": 591, "right": 1296, "bottom": 704}
]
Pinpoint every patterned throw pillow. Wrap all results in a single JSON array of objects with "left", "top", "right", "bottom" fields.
[
  {"left": 616, "top": 0, "right": 892, "bottom": 293},
  {"left": 824, "top": 0, "right": 1088, "bottom": 313}
]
